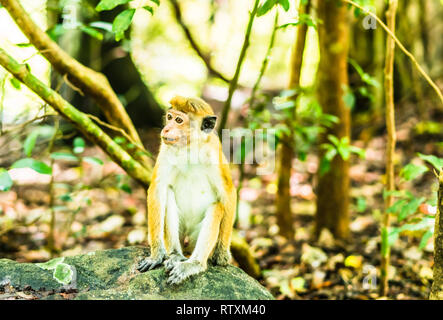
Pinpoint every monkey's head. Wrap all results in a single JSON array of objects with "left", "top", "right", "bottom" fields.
[{"left": 161, "top": 96, "right": 217, "bottom": 147}]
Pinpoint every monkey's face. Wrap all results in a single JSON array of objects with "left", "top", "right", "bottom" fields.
[{"left": 161, "top": 109, "right": 190, "bottom": 147}]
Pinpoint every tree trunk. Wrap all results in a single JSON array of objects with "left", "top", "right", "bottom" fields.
[
  {"left": 431, "top": 171, "right": 443, "bottom": 299},
  {"left": 315, "top": 0, "right": 351, "bottom": 240},
  {"left": 380, "top": 0, "right": 398, "bottom": 297},
  {"left": 275, "top": 0, "right": 310, "bottom": 240}
]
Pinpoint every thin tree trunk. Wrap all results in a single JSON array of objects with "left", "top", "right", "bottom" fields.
[
  {"left": 380, "top": 0, "right": 398, "bottom": 297},
  {"left": 431, "top": 170, "right": 443, "bottom": 299},
  {"left": 217, "top": 0, "right": 260, "bottom": 136},
  {"left": 275, "top": 1, "right": 310, "bottom": 240},
  {"left": 315, "top": 0, "right": 351, "bottom": 240}
]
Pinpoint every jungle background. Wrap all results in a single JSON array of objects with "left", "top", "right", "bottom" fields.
[{"left": 0, "top": 0, "right": 442, "bottom": 300}]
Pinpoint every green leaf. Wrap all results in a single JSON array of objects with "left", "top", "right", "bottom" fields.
[
  {"left": 73, "top": 137, "right": 85, "bottom": 154},
  {"left": 257, "top": 0, "right": 278, "bottom": 17},
  {"left": 142, "top": 6, "right": 153, "bottom": 15},
  {"left": 112, "top": 8, "right": 135, "bottom": 41},
  {"left": 327, "top": 135, "right": 340, "bottom": 146},
  {"left": 89, "top": 21, "right": 113, "bottom": 33},
  {"left": 343, "top": 88, "right": 355, "bottom": 109},
  {"left": 50, "top": 152, "right": 79, "bottom": 162},
  {"left": 36, "top": 257, "right": 65, "bottom": 270},
  {"left": 59, "top": 193, "right": 73, "bottom": 202},
  {"left": 274, "top": 100, "right": 296, "bottom": 110},
  {"left": 398, "top": 197, "right": 425, "bottom": 221},
  {"left": 53, "top": 263, "right": 73, "bottom": 285},
  {"left": 119, "top": 183, "right": 132, "bottom": 194},
  {"left": 0, "top": 169, "right": 13, "bottom": 191},
  {"left": 150, "top": 0, "right": 160, "bottom": 5},
  {"left": 83, "top": 156, "right": 104, "bottom": 166},
  {"left": 387, "top": 199, "right": 408, "bottom": 214},
  {"left": 23, "top": 131, "right": 39, "bottom": 157},
  {"left": 10, "top": 77, "right": 21, "bottom": 89},
  {"left": 11, "top": 158, "right": 52, "bottom": 175},
  {"left": 278, "top": 0, "right": 290, "bottom": 11},
  {"left": 419, "top": 229, "right": 433, "bottom": 250},
  {"left": 319, "top": 157, "right": 331, "bottom": 176},
  {"left": 356, "top": 197, "right": 367, "bottom": 213},
  {"left": 80, "top": 25, "right": 103, "bottom": 40},
  {"left": 96, "top": 0, "right": 131, "bottom": 12},
  {"left": 418, "top": 153, "right": 443, "bottom": 171},
  {"left": 400, "top": 163, "right": 428, "bottom": 181}
]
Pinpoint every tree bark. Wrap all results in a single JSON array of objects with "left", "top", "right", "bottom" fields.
[
  {"left": 431, "top": 171, "right": 443, "bottom": 299},
  {"left": 380, "top": 0, "right": 398, "bottom": 297},
  {"left": 315, "top": 0, "right": 351, "bottom": 240},
  {"left": 275, "top": 1, "right": 310, "bottom": 240}
]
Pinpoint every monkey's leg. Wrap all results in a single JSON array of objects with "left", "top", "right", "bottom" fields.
[
  {"left": 167, "top": 203, "right": 223, "bottom": 285},
  {"left": 138, "top": 188, "right": 167, "bottom": 272},
  {"left": 209, "top": 214, "right": 234, "bottom": 266},
  {"left": 164, "top": 188, "right": 186, "bottom": 273}
]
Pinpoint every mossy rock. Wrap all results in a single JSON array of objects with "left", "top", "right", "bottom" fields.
[{"left": 0, "top": 246, "right": 273, "bottom": 300}]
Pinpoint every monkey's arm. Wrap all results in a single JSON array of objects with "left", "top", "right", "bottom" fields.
[{"left": 138, "top": 167, "right": 168, "bottom": 272}]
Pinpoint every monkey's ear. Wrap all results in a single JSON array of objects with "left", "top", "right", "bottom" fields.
[{"left": 201, "top": 116, "right": 217, "bottom": 133}]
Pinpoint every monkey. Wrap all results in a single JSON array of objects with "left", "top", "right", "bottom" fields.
[{"left": 137, "top": 96, "right": 236, "bottom": 285}]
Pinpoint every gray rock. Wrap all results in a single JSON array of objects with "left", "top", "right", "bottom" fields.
[{"left": 0, "top": 246, "right": 273, "bottom": 300}]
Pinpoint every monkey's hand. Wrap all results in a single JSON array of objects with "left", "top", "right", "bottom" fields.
[
  {"left": 164, "top": 252, "right": 187, "bottom": 273},
  {"left": 166, "top": 260, "right": 205, "bottom": 285},
  {"left": 137, "top": 252, "right": 166, "bottom": 272}
]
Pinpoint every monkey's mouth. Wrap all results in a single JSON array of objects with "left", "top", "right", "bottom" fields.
[{"left": 162, "top": 136, "right": 179, "bottom": 144}]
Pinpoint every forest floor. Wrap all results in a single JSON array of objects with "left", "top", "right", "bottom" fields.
[{"left": 0, "top": 104, "right": 441, "bottom": 300}]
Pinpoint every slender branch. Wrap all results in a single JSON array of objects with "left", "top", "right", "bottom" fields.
[
  {"left": 218, "top": 0, "right": 260, "bottom": 136},
  {"left": 380, "top": 0, "right": 398, "bottom": 297},
  {"left": 86, "top": 113, "right": 153, "bottom": 158},
  {"left": 169, "top": 0, "right": 230, "bottom": 83},
  {"left": 0, "top": 0, "right": 145, "bottom": 149},
  {"left": 249, "top": 11, "right": 279, "bottom": 110},
  {"left": 342, "top": 0, "right": 443, "bottom": 105},
  {"left": 0, "top": 47, "right": 151, "bottom": 188}
]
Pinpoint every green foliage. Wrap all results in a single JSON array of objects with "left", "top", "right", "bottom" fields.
[
  {"left": 257, "top": 0, "right": 290, "bottom": 17},
  {"left": 400, "top": 163, "right": 428, "bottom": 181},
  {"left": 418, "top": 153, "right": 443, "bottom": 171},
  {"left": 95, "top": 0, "right": 160, "bottom": 41},
  {"left": 96, "top": 0, "right": 132, "bottom": 12},
  {"left": 319, "top": 135, "right": 365, "bottom": 176},
  {"left": 382, "top": 154, "right": 442, "bottom": 253},
  {"left": 278, "top": 14, "right": 317, "bottom": 30},
  {"left": 11, "top": 158, "right": 52, "bottom": 175},
  {"left": 53, "top": 263, "right": 74, "bottom": 285},
  {"left": 0, "top": 169, "right": 13, "bottom": 191},
  {"left": 113, "top": 9, "right": 136, "bottom": 41},
  {"left": 50, "top": 152, "right": 79, "bottom": 162},
  {"left": 73, "top": 137, "right": 86, "bottom": 154}
]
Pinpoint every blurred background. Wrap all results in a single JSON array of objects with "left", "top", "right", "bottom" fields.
[{"left": 0, "top": 0, "right": 442, "bottom": 299}]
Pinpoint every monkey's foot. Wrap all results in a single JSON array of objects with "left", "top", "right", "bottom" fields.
[
  {"left": 166, "top": 260, "right": 205, "bottom": 285},
  {"left": 137, "top": 254, "right": 165, "bottom": 272},
  {"left": 209, "top": 247, "right": 231, "bottom": 266},
  {"left": 164, "top": 253, "right": 187, "bottom": 273}
]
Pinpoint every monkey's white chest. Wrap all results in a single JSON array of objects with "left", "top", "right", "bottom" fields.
[{"left": 171, "top": 165, "right": 217, "bottom": 235}]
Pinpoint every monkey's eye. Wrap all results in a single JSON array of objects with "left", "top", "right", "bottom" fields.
[
  {"left": 175, "top": 117, "right": 183, "bottom": 124},
  {"left": 167, "top": 114, "right": 173, "bottom": 121}
]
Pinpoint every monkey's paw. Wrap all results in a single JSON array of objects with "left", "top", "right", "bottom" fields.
[
  {"left": 164, "top": 253, "right": 187, "bottom": 273},
  {"left": 210, "top": 249, "right": 231, "bottom": 266},
  {"left": 166, "top": 260, "right": 205, "bottom": 285},
  {"left": 137, "top": 254, "right": 165, "bottom": 272}
]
